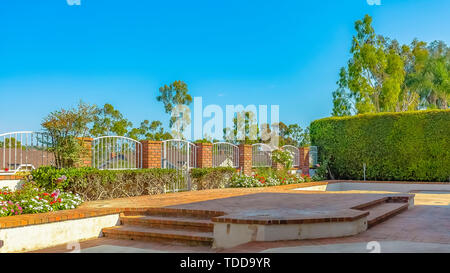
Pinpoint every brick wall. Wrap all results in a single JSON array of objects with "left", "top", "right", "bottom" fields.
[
  {"left": 141, "top": 141, "right": 162, "bottom": 169},
  {"left": 196, "top": 143, "right": 213, "bottom": 168}
]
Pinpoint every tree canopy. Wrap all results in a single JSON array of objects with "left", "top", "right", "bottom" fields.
[{"left": 332, "top": 15, "right": 449, "bottom": 116}]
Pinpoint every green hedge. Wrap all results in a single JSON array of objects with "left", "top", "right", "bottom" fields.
[
  {"left": 310, "top": 110, "right": 450, "bottom": 182},
  {"left": 190, "top": 167, "right": 236, "bottom": 190},
  {"left": 31, "top": 167, "right": 181, "bottom": 201}
]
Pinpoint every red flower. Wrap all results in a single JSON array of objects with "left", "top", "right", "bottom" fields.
[{"left": 4, "top": 168, "right": 9, "bottom": 172}]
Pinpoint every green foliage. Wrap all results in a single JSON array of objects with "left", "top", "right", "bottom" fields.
[
  {"left": 41, "top": 101, "right": 97, "bottom": 168},
  {"left": 310, "top": 110, "right": 450, "bottom": 182},
  {"left": 128, "top": 120, "right": 172, "bottom": 141},
  {"left": 90, "top": 103, "right": 132, "bottom": 137},
  {"left": 332, "top": 15, "right": 449, "bottom": 116},
  {"left": 31, "top": 167, "right": 181, "bottom": 201},
  {"left": 190, "top": 167, "right": 236, "bottom": 190},
  {"left": 157, "top": 81, "right": 193, "bottom": 138},
  {"left": 277, "top": 122, "right": 310, "bottom": 147},
  {"left": 271, "top": 149, "right": 294, "bottom": 170}
]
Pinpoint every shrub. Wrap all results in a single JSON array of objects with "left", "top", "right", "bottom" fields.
[
  {"left": 31, "top": 167, "right": 181, "bottom": 201},
  {"left": 190, "top": 167, "right": 236, "bottom": 190},
  {"left": 271, "top": 149, "right": 294, "bottom": 170},
  {"left": 229, "top": 168, "right": 306, "bottom": 188},
  {"left": 310, "top": 110, "right": 450, "bottom": 181}
]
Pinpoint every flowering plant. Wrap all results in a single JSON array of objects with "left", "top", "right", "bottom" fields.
[
  {"left": 0, "top": 182, "right": 82, "bottom": 217},
  {"left": 229, "top": 169, "right": 304, "bottom": 188}
]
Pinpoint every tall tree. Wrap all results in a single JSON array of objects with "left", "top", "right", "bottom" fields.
[
  {"left": 332, "top": 15, "right": 449, "bottom": 116},
  {"left": 156, "top": 81, "right": 193, "bottom": 138}
]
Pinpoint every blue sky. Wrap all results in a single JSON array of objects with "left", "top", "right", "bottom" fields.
[{"left": 0, "top": 0, "right": 449, "bottom": 137}]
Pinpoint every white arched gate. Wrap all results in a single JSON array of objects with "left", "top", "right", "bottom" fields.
[
  {"left": 252, "top": 143, "right": 273, "bottom": 167},
  {"left": 281, "top": 145, "right": 300, "bottom": 168},
  {"left": 92, "top": 136, "right": 142, "bottom": 170},
  {"left": 161, "top": 139, "right": 197, "bottom": 192},
  {"left": 212, "top": 142, "right": 239, "bottom": 168}
]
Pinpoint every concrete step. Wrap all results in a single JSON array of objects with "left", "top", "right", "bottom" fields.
[
  {"left": 120, "top": 215, "right": 214, "bottom": 232},
  {"left": 365, "top": 202, "right": 408, "bottom": 228},
  {"left": 123, "top": 208, "right": 224, "bottom": 220},
  {"left": 102, "top": 225, "right": 214, "bottom": 246}
]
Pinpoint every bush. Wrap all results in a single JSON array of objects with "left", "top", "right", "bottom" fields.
[
  {"left": 0, "top": 182, "right": 82, "bottom": 217},
  {"left": 190, "top": 167, "right": 236, "bottom": 190},
  {"left": 31, "top": 167, "right": 181, "bottom": 201},
  {"left": 229, "top": 168, "right": 308, "bottom": 188},
  {"left": 271, "top": 149, "right": 294, "bottom": 170},
  {"left": 310, "top": 110, "right": 450, "bottom": 182}
]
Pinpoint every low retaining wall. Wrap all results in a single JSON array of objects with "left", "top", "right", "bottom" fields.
[
  {"left": 213, "top": 217, "right": 367, "bottom": 249},
  {"left": 0, "top": 208, "right": 122, "bottom": 253}
]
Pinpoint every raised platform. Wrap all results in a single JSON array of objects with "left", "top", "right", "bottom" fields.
[{"left": 103, "top": 192, "right": 414, "bottom": 248}]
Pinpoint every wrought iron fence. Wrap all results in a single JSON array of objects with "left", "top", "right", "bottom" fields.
[
  {"left": 212, "top": 142, "right": 239, "bottom": 168},
  {"left": 0, "top": 131, "right": 53, "bottom": 174},
  {"left": 92, "top": 136, "right": 142, "bottom": 170},
  {"left": 161, "top": 139, "right": 197, "bottom": 192},
  {"left": 252, "top": 143, "right": 273, "bottom": 167},
  {"left": 281, "top": 145, "right": 300, "bottom": 167}
]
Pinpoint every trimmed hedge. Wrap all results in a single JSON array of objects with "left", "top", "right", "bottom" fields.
[
  {"left": 310, "top": 110, "right": 450, "bottom": 182},
  {"left": 31, "top": 167, "right": 181, "bottom": 201},
  {"left": 190, "top": 167, "right": 236, "bottom": 190}
]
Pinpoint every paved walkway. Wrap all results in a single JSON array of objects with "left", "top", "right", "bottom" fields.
[{"left": 31, "top": 182, "right": 450, "bottom": 253}]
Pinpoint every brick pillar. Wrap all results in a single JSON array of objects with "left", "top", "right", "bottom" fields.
[
  {"left": 77, "top": 137, "right": 92, "bottom": 167},
  {"left": 141, "top": 140, "right": 162, "bottom": 169},
  {"left": 299, "top": 147, "right": 310, "bottom": 176},
  {"left": 196, "top": 143, "right": 213, "bottom": 168},
  {"left": 238, "top": 144, "right": 252, "bottom": 176}
]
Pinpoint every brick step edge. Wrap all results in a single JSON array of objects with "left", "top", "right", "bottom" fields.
[
  {"left": 120, "top": 216, "right": 214, "bottom": 232},
  {"left": 102, "top": 226, "right": 214, "bottom": 243},
  {"left": 367, "top": 203, "right": 408, "bottom": 228},
  {"left": 122, "top": 208, "right": 225, "bottom": 219}
]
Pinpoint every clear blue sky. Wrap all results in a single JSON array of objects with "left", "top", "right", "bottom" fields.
[{"left": 0, "top": 0, "right": 449, "bottom": 135}]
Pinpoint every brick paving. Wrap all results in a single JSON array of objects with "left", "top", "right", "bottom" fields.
[{"left": 25, "top": 183, "right": 450, "bottom": 253}]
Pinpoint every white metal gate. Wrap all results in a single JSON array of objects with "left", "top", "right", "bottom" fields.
[
  {"left": 161, "top": 139, "right": 197, "bottom": 192},
  {"left": 92, "top": 136, "right": 142, "bottom": 170},
  {"left": 212, "top": 142, "right": 239, "bottom": 168},
  {"left": 0, "top": 131, "right": 53, "bottom": 174},
  {"left": 252, "top": 143, "right": 273, "bottom": 167},
  {"left": 281, "top": 145, "right": 300, "bottom": 167}
]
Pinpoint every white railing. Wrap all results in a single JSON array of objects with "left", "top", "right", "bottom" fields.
[
  {"left": 161, "top": 139, "right": 197, "bottom": 192},
  {"left": 252, "top": 143, "right": 273, "bottom": 167},
  {"left": 0, "top": 131, "right": 53, "bottom": 174},
  {"left": 212, "top": 142, "right": 239, "bottom": 168},
  {"left": 92, "top": 136, "right": 142, "bottom": 170},
  {"left": 281, "top": 145, "right": 300, "bottom": 167}
]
